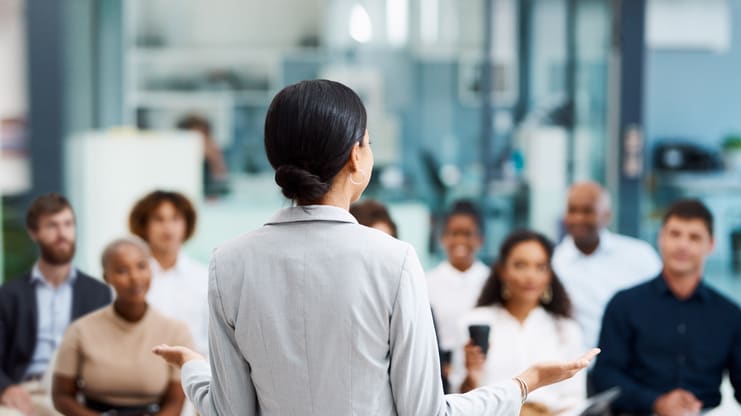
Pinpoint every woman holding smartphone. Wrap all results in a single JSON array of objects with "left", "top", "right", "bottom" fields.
[
  {"left": 153, "top": 80, "right": 598, "bottom": 415},
  {"left": 453, "top": 230, "right": 586, "bottom": 414}
]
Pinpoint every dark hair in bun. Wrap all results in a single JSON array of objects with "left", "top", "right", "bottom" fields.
[
  {"left": 273, "top": 165, "right": 329, "bottom": 201},
  {"left": 265, "top": 79, "right": 368, "bottom": 203}
]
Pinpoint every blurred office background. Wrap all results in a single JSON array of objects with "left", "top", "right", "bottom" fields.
[{"left": 1, "top": 0, "right": 740, "bottom": 302}]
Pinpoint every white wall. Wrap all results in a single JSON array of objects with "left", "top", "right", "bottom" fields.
[
  {"left": 0, "top": 0, "right": 31, "bottom": 197},
  {"left": 65, "top": 130, "right": 203, "bottom": 277},
  {"left": 131, "top": 0, "right": 325, "bottom": 48},
  {"left": 0, "top": 0, "right": 26, "bottom": 117}
]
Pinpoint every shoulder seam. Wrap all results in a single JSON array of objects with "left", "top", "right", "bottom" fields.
[{"left": 390, "top": 244, "right": 413, "bottom": 313}]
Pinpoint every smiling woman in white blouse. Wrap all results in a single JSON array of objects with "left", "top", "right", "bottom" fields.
[{"left": 453, "top": 230, "right": 586, "bottom": 414}]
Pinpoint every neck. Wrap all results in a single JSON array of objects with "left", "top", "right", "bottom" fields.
[
  {"left": 505, "top": 299, "right": 537, "bottom": 324},
  {"left": 113, "top": 299, "right": 148, "bottom": 322},
  {"left": 312, "top": 179, "right": 355, "bottom": 211},
  {"left": 152, "top": 250, "right": 179, "bottom": 270},
  {"left": 450, "top": 260, "right": 474, "bottom": 273},
  {"left": 574, "top": 236, "right": 600, "bottom": 255},
  {"left": 315, "top": 194, "right": 351, "bottom": 210},
  {"left": 662, "top": 269, "right": 702, "bottom": 300},
  {"left": 37, "top": 260, "right": 72, "bottom": 288}
]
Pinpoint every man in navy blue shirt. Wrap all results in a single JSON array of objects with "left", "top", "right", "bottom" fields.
[{"left": 593, "top": 199, "right": 741, "bottom": 415}]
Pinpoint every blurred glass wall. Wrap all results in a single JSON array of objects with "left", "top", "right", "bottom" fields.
[{"left": 2, "top": 0, "right": 740, "bottom": 303}]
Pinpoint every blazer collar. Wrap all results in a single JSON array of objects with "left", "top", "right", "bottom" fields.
[{"left": 266, "top": 205, "right": 359, "bottom": 225}]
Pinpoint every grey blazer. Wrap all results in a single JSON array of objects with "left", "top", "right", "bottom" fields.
[{"left": 182, "top": 205, "right": 521, "bottom": 415}]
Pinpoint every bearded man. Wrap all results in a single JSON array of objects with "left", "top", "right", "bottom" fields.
[{"left": 0, "top": 193, "right": 111, "bottom": 416}]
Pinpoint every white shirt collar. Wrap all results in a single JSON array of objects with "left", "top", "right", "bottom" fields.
[
  {"left": 150, "top": 253, "right": 190, "bottom": 274},
  {"left": 30, "top": 262, "right": 77, "bottom": 286},
  {"left": 562, "top": 229, "right": 616, "bottom": 260},
  {"left": 439, "top": 260, "right": 488, "bottom": 277},
  {"left": 149, "top": 251, "right": 208, "bottom": 276}
]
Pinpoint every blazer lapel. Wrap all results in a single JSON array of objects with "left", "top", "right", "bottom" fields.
[
  {"left": 21, "top": 274, "right": 39, "bottom": 354},
  {"left": 71, "top": 275, "right": 82, "bottom": 320}
]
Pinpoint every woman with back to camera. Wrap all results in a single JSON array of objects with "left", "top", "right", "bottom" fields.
[
  {"left": 153, "top": 79, "right": 599, "bottom": 415},
  {"left": 452, "top": 230, "right": 586, "bottom": 415}
]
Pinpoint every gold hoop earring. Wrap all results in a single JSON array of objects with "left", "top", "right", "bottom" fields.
[
  {"left": 349, "top": 169, "right": 366, "bottom": 186},
  {"left": 501, "top": 284, "right": 511, "bottom": 300},
  {"left": 541, "top": 286, "right": 552, "bottom": 304}
]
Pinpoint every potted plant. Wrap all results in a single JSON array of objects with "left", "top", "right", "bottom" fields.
[{"left": 722, "top": 133, "right": 741, "bottom": 172}]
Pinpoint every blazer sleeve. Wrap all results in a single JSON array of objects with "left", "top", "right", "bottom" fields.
[
  {"left": 729, "top": 307, "right": 741, "bottom": 404},
  {"left": 92, "top": 276, "right": 113, "bottom": 309},
  {"left": 388, "top": 245, "right": 523, "bottom": 416},
  {"left": 181, "top": 254, "right": 258, "bottom": 416},
  {"left": 73, "top": 274, "right": 112, "bottom": 320},
  {"left": 0, "top": 287, "right": 14, "bottom": 394}
]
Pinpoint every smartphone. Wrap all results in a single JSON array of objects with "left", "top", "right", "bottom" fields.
[{"left": 468, "top": 324, "right": 490, "bottom": 356}]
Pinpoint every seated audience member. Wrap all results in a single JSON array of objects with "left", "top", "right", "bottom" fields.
[
  {"left": 452, "top": 230, "right": 585, "bottom": 414},
  {"left": 129, "top": 190, "right": 209, "bottom": 357},
  {"left": 349, "top": 199, "right": 398, "bottom": 237},
  {"left": 552, "top": 181, "right": 661, "bottom": 349},
  {"left": 52, "top": 237, "right": 195, "bottom": 416},
  {"left": 593, "top": 199, "right": 741, "bottom": 415},
  {"left": 0, "top": 193, "right": 111, "bottom": 416},
  {"left": 427, "top": 200, "right": 489, "bottom": 352},
  {"left": 427, "top": 200, "right": 489, "bottom": 393}
]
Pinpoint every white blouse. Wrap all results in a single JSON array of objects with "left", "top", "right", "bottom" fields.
[
  {"left": 427, "top": 260, "right": 490, "bottom": 351},
  {"left": 147, "top": 254, "right": 210, "bottom": 356},
  {"left": 450, "top": 305, "right": 586, "bottom": 412}
]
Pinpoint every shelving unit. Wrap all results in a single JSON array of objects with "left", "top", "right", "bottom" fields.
[
  {"left": 121, "top": 0, "right": 319, "bottom": 152},
  {"left": 123, "top": 43, "right": 283, "bottom": 145}
]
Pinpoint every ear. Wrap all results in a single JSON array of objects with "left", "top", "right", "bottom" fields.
[
  {"left": 27, "top": 228, "right": 39, "bottom": 242},
  {"left": 472, "top": 232, "right": 483, "bottom": 249},
  {"left": 707, "top": 236, "right": 716, "bottom": 255},
  {"left": 656, "top": 227, "right": 667, "bottom": 253},
  {"left": 347, "top": 142, "right": 362, "bottom": 172},
  {"left": 600, "top": 208, "right": 613, "bottom": 228}
]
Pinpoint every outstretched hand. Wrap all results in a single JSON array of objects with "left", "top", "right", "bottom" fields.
[
  {"left": 0, "top": 385, "right": 34, "bottom": 416},
  {"left": 152, "top": 344, "right": 205, "bottom": 368},
  {"left": 518, "top": 348, "right": 600, "bottom": 392}
]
